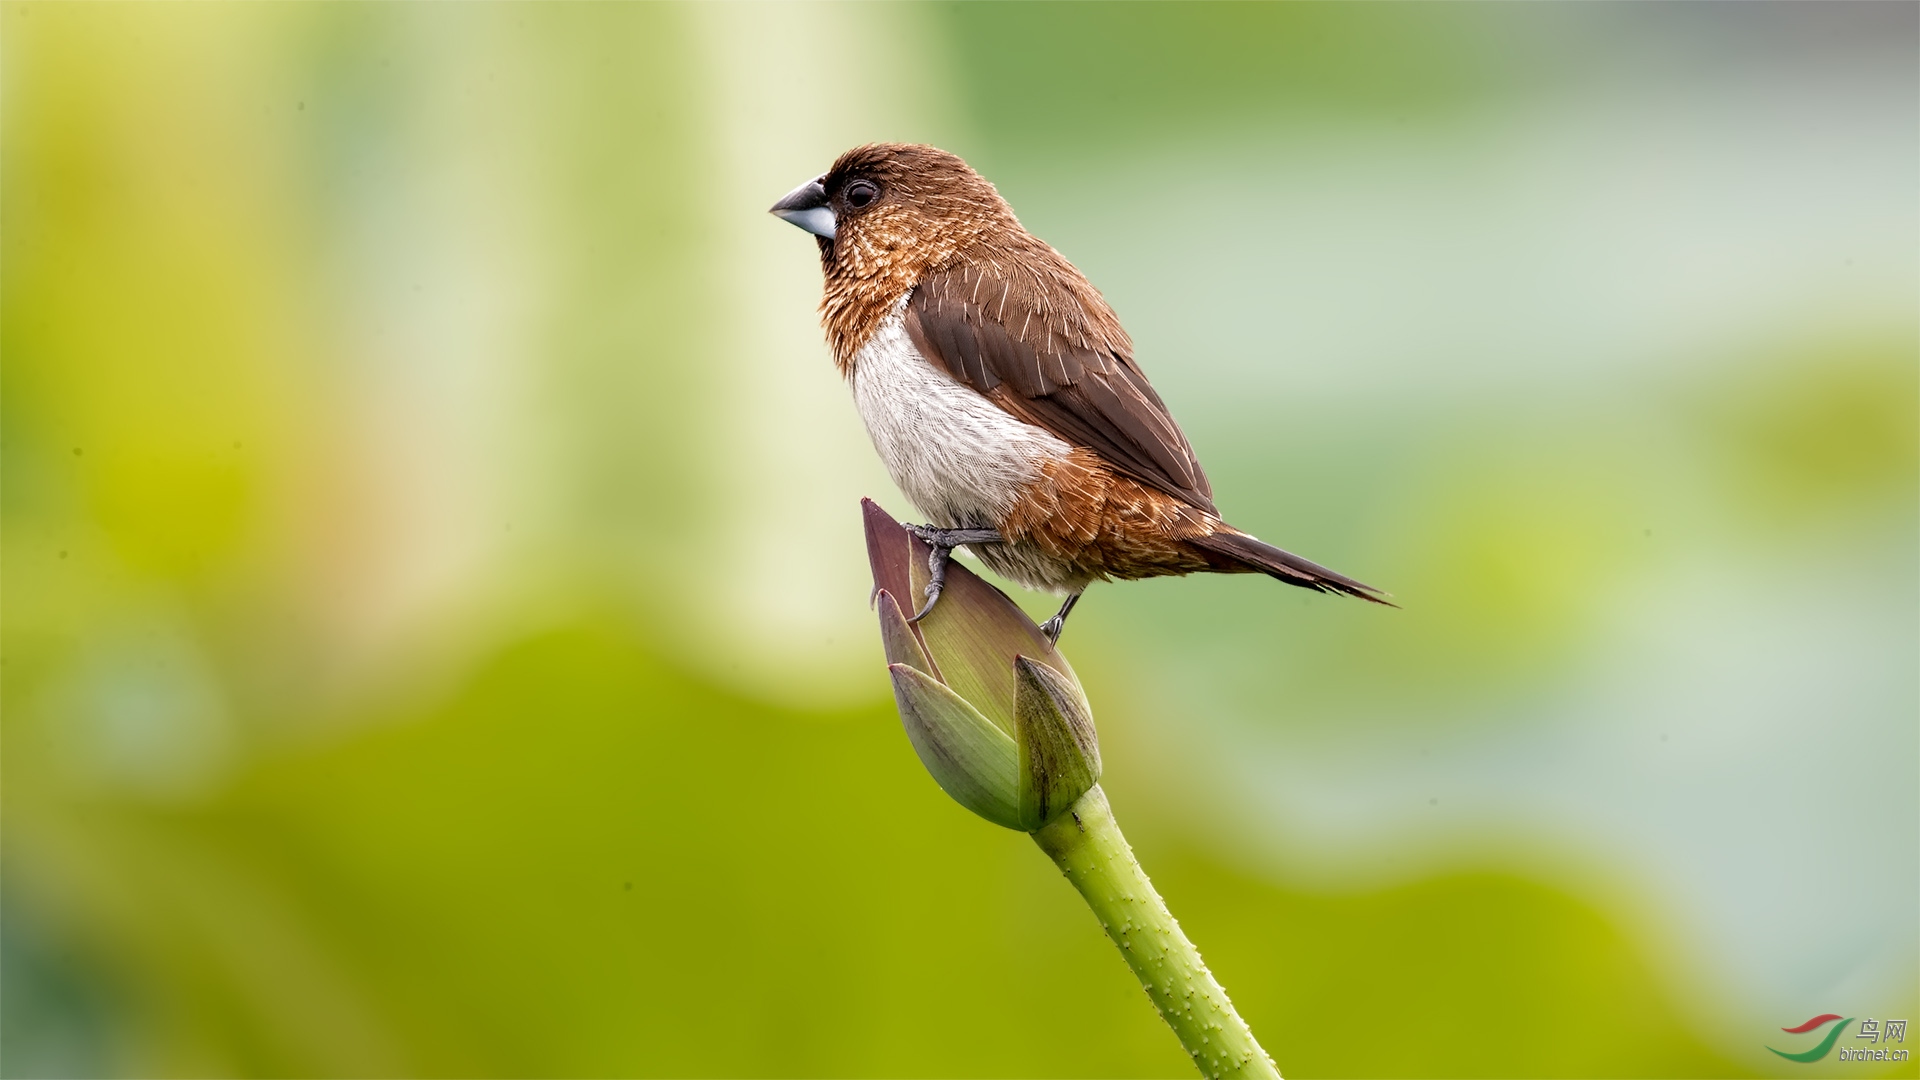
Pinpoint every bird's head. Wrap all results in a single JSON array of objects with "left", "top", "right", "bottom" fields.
[{"left": 770, "top": 143, "right": 1017, "bottom": 293}]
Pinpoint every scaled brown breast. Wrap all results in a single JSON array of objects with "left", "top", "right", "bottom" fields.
[{"left": 902, "top": 238, "right": 1217, "bottom": 514}]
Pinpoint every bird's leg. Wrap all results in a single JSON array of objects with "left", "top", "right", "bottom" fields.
[
  {"left": 904, "top": 525, "right": 1004, "bottom": 623},
  {"left": 1039, "top": 591, "right": 1082, "bottom": 644}
]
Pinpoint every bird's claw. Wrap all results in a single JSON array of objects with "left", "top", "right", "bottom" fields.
[
  {"left": 1039, "top": 592, "right": 1082, "bottom": 645},
  {"left": 903, "top": 524, "right": 1004, "bottom": 624},
  {"left": 909, "top": 544, "right": 951, "bottom": 623},
  {"left": 905, "top": 524, "right": 1003, "bottom": 548}
]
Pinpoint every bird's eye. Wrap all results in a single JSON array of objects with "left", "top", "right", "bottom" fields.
[{"left": 846, "top": 180, "right": 878, "bottom": 209}]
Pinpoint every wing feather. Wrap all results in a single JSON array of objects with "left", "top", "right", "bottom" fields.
[{"left": 904, "top": 257, "right": 1215, "bottom": 512}]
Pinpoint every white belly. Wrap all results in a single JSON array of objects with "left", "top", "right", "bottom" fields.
[{"left": 850, "top": 298, "right": 1072, "bottom": 531}]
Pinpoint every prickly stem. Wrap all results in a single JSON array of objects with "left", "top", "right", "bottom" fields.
[{"left": 1032, "top": 786, "right": 1281, "bottom": 1080}]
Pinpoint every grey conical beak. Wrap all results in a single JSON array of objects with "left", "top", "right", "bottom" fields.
[{"left": 769, "top": 175, "right": 835, "bottom": 240}]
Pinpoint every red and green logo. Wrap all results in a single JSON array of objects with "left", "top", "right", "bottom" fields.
[{"left": 1769, "top": 1014, "right": 1853, "bottom": 1062}]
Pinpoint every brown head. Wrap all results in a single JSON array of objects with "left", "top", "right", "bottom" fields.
[{"left": 770, "top": 143, "right": 1029, "bottom": 366}]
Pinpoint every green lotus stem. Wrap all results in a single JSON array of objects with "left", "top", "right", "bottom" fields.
[{"left": 1033, "top": 785, "right": 1281, "bottom": 1080}]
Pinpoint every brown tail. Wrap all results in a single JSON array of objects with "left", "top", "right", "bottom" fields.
[{"left": 1187, "top": 528, "right": 1395, "bottom": 606}]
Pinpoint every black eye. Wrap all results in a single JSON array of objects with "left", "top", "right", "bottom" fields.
[{"left": 845, "top": 180, "right": 878, "bottom": 209}]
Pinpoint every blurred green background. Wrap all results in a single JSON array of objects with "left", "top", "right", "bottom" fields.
[{"left": 4, "top": 3, "right": 1915, "bottom": 1077}]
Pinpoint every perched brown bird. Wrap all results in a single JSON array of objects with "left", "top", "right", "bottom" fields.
[{"left": 771, "top": 143, "right": 1387, "bottom": 641}]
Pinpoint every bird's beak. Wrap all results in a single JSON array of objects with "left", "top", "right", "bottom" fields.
[{"left": 769, "top": 175, "right": 835, "bottom": 240}]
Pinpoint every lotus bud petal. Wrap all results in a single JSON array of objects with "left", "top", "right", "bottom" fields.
[
  {"left": 1013, "top": 656, "right": 1101, "bottom": 829},
  {"left": 888, "top": 663, "right": 1023, "bottom": 830},
  {"left": 875, "top": 588, "right": 935, "bottom": 677}
]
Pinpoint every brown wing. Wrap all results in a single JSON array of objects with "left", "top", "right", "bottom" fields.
[{"left": 903, "top": 254, "right": 1216, "bottom": 513}]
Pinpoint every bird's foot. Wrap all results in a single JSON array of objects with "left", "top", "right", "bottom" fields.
[
  {"left": 904, "top": 525, "right": 1004, "bottom": 623},
  {"left": 1039, "top": 592, "right": 1082, "bottom": 645},
  {"left": 904, "top": 524, "right": 1004, "bottom": 549}
]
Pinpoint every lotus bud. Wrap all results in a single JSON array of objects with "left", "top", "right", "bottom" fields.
[{"left": 863, "top": 499, "right": 1101, "bottom": 832}]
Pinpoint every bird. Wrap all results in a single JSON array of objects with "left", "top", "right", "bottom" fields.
[{"left": 769, "top": 143, "right": 1388, "bottom": 643}]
